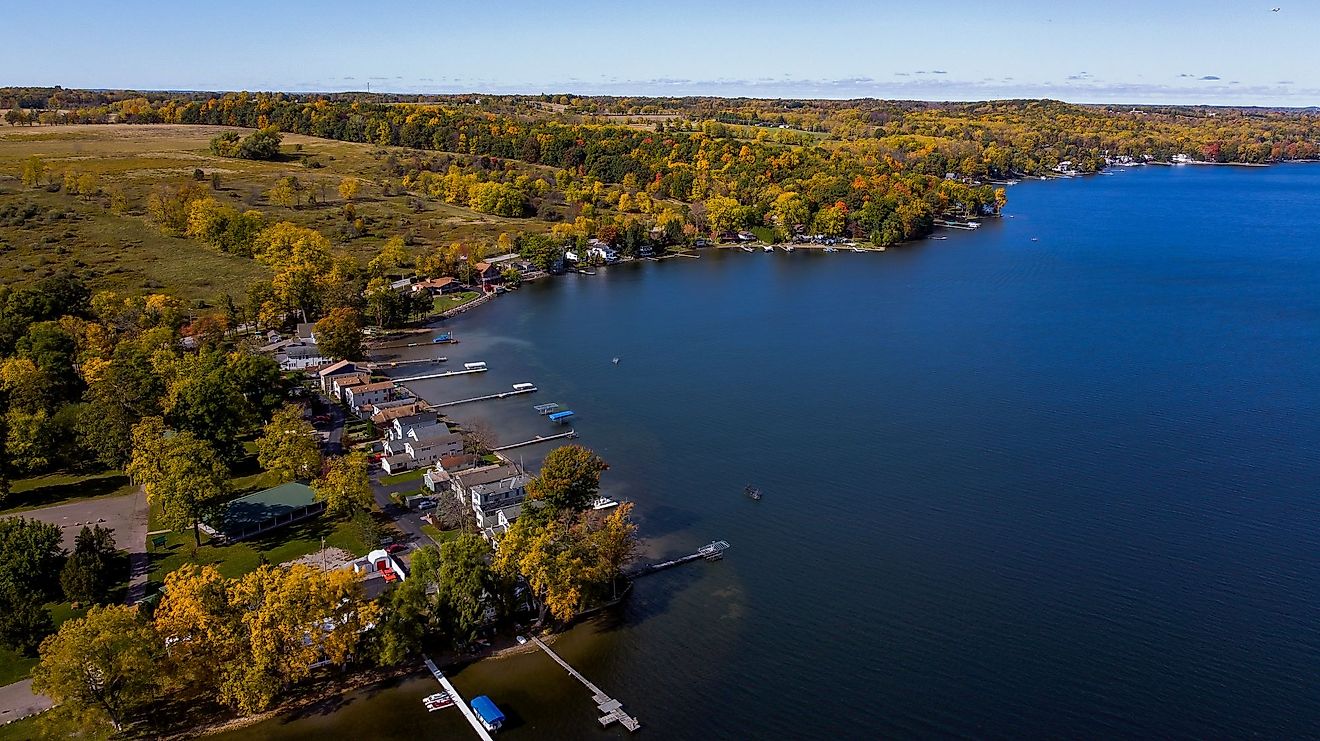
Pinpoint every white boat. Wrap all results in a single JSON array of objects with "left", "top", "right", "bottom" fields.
[
  {"left": 782, "top": 245, "right": 794, "bottom": 252},
  {"left": 512, "top": 383, "right": 535, "bottom": 391},
  {"left": 931, "top": 235, "right": 948, "bottom": 240},
  {"left": 823, "top": 247, "right": 837, "bottom": 253},
  {"left": 762, "top": 245, "right": 774, "bottom": 252},
  {"left": 591, "top": 496, "right": 620, "bottom": 510},
  {"left": 464, "top": 362, "right": 487, "bottom": 371},
  {"left": 740, "top": 245, "right": 754, "bottom": 252},
  {"left": 852, "top": 247, "right": 865, "bottom": 253}
]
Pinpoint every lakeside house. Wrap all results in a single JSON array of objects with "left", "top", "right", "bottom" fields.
[
  {"left": 411, "top": 276, "right": 462, "bottom": 295},
  {"left": 380, "top": 418, "right": 465, "bottom": 474},
  {"left": 330, "top": 372, "right": 373, "bottom": 401},
  {"left": 473, "top": 261, "right": 502, "bottom": 292},
  {"left": 317, "top": 360, "right": 359, "bottom": 393},
  {"left": 452, "top": 462, "right": 530, "bottom": 537},
  {"left": 343, "top": 381, "right": 396, "bottom": 412},
  {"left": 370, "top": 401, "right": 433, "bottom": 427}
]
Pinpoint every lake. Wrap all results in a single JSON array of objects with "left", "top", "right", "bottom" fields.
[{"left": 221, "top": 164, "right": 1320, "bottom": 740}]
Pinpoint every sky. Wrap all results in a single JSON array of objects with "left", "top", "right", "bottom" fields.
[{"left": 2, "top": 0, "right": 1316, "bottom": 105}]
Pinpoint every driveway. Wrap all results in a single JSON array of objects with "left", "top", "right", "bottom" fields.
[
  {"left": 0, "top": 679, "right": 52, "bottom": 726},
  {"left": 7, "top": 487, "right": 150, "bottom": 603}
]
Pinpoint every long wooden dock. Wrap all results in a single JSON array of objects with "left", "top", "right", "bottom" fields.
[
  {"left": 491, "top": 430, "right": 578, "bottom": 451},
  {"left": 365, "top": 357, "right": 446, "bottom": 369},
  {"left": 631, "top": 540, "right": 730, "bottom": 578},
  {"left": 423, "top": 656, "right": 494, "bottom": 741},
  {"left": 435, "top": 386, "right": 537, "bottom": 408},
  {"left": 392, "top": 367, "right": 488, "bottom": 383},
  {"left": 528, "top": 636, "right": 640, "bottom": 732}
]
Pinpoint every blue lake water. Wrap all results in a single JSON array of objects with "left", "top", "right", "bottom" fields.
[{"left": 225, "top": 164, "right": 1320, "bottom": 740}]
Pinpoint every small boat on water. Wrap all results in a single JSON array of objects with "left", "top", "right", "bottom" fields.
[
  {"left": 592, "top": 496, "right": 620, "bottom": 510},
  {"left": 423, "top": 692, "right": 455, "bottom": 711},
  {"left": 931, "top": 235, "right": 948, "bottom": 240},
  {"left": 762, "top": 245, "right": 774, "bottom": 252},
  {"left": 744, "top": 485, "right": 762, "bottom": 501},
  {"left": 471, "top": 696, "right": 506, "bottom": 732},
  {"left": 781, "top": 245, "right": 794, "bottom": 252},
  {"left": 612, "top": 357, "right": 620, "bottom": 364},
  {"left": 851, "top": 247, "right": 865, "bottom": 253},
  {"left": 741, "top": 245, "right": 755, "bottom": 252},
  {"left": 823, "top": 247, "right": 837, "bottom": 252}
]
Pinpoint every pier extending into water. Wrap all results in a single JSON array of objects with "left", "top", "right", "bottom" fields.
[
  {"left": 435, "top": 386, "right": 537, "bottom": 408},
  {"left": 528, "top": 636, "right": 641, "bottom": 732},
  {"left": 365, "top": 357, "right": 446, "bottom": 370},
  {"left": 491, "top": 430, "right": 578, "bottom": 451},
  {"left": 423, "top": 656, "right": 494, "bottom": 741},
  {"left": 631, "top": 540, "right": 730, "bottom": 578},
  {"left": 392, "top": 367, "right": 488, "bottom": 383}
]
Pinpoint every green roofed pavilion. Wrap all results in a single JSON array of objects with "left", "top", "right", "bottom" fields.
[{"left": 214, "top": 482, "right": 325, "bottom": 541}]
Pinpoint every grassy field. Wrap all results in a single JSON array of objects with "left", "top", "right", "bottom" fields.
[
  {"left": 0, "top": 124, "right": 550, "bottom": 300},
  {"left": 1, "top": 471, "right": 135, "bottom": 514},
  {"left": 0, "top": 707, "right": 110, "bottom": 741},
  {"left": 379, "top": 468, "right": 426, "bottom": 485},
  {"left": 146, "top": 515, "right": 372, "bottom": 587}
]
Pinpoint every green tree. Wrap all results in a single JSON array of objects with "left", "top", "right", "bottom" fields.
[
  {"left": 437, "top": 533, "right": 494, "bottom": 644},
  {"left": 0, "top": 517, "right": 63, "bottom": 652},
  {"left": 312, "top": 452, "right": 373, "bottom": 518},
  {"left": 31, "top": 605, "right": 162, "bottom": 733},
  {"left": 525, "top": 444, "right": 608, "bottom": 513},
  {"left": 59, "top": 525, "right": 118, "bottom": 605},
  {"left": 163, "top": 352, "right": 254, "bottom": 462},
  {"left": 255, "top": 404, "right": 322, "bottom": 481}
]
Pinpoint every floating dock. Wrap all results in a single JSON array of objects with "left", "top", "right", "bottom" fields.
[
  {"left": 528, "top": 636, "right": 640, "bottom": 732},
  {"left": 491, "top": 430, "right": 578, "bottom": 451},
  {"left": 533, "top": 403, "right": 561, "bottom": 415},
  {"left": 392, "top": 367, "right": 488, "bottom": 383},
  {"left": 423, "top": 657, "right": 494, "bottom": 741},
  {"left": 434, "top": 386, "right": 537, "bottom": 408}
]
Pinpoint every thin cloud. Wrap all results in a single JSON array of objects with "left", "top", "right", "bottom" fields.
[{"left": 1200, "top": 75, "right": 1221, "bottom": 80}]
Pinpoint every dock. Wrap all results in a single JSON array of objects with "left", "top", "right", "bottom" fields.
[
  {"left": 364, "top": 357, "right": 446, "bottom": 370},
  {"left": 491, "top": 430, "right": 578, "bottom": 451},
  {"left": 392, "top": 367, "right": 488, "bottom": 383},
  {"left": 631, "top": 540, "right": 730, "bottom": 578},
  {"left": 434, "top": 386, "right": 537, "bottom": 408},
  {"left": 528, "top": 636, "right": 640, "bottom": 732},
  {"left": 423, "top": 656, "right": 494, "bottom": 741},
  {"left": 534, "top": 403, "right": 561, "bottom": 415}
]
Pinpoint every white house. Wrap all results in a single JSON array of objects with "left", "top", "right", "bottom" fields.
[
  {"left": 331, "top": 372, "right": 373, "bottom": 401},
  {"left": 343, "top": 381, "right": 395, "bottom": 411},
  {"left": 451, "top": 463, "right": 530, "bottom": 531},
  {"left": 318, "top": 360, "right": 359, "bottom": 393}
]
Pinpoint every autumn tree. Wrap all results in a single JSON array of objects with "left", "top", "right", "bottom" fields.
[
  {"left": 313, "top": 452, "right": 373, "bottom": 518},
  {"left": 20, "top": 156, "right": 45, "bottom": 187},
  {"left": 31, "top": 605, "right": 162, "bottom": 733},
  {"left": 267, "top": 176, "right": 304, "bottom": 208},
  {"left": 127, "top": 421, "right": 230, "bottom": 545},
  {"left": 338, "top": 176, "right": 360, "bottom": 202},
  {"left": 313, "top": 307, "right": 364, "bottom": 360},
  {"left": 255, "top": 404, "right": 322, "bottom": 481}
]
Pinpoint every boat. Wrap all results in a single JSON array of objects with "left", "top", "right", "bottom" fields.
[
  {"left": 744, "top": 485, "right": 762, "bottom": 501},
  {"left": 823, "top": 247, "right": 837, "bottom": 252},
  {"left": 548, "top": 410, "right": 576, "bottom": 424},
  {"left": 740, "top": 245, "right": 755, "bottom": 252},
  {"left": 931, "top": 235, "right": 948, "bottom": 240},
  {"left": 471, "top": 696, "right": 506, "bottom": 732},
  {"left": 512, "top": 383, "right": 535, "bottom": 391},
  {"left": 534, "top": 402, "right": 560, "bottom": 415},
  {"left": 781, "top": 245, "right": 794, "bottom": 253},
  {"left": 591, "top": 496, "right": 620, "bottom": 510},
  {"left": 515, "top": 635, "right": 528, "bottom": 645},
  {"left": 762, "top": 245, "right": 774, "bottom": 252},
  {"left": 423, "top": 692, "right": 455, "bottom": 711},
  {"left": 851, "top": 247, "right": 865, "bottom": 253},
  {"left": 464, "top": 362, "right": 487, "bottom": 371}
]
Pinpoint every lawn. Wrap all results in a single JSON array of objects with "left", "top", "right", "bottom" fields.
[
  {"left": 0, "top": 706, "right": 110, "bottom": 741},
  {"left": 380, "top": 468, "right": 426, "bottom": 485},
  {"left": 146, "top": 516, "right": 372, "bottom": 586},
  {"left": 432, "top": 290, "right": 481, "bottom": 314},
  {"left": 1, "top": 471, "right": 135, "bottom": 515},
  {"left": 421, "top": 523, "right": 459, "bottom": 545}
]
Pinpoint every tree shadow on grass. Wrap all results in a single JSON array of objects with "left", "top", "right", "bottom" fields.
[{"left": 1, "top": 473, "right": 131, "bottom": 513}]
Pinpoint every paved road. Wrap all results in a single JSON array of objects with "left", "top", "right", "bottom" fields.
[{"left": 0, "top": 679, "right": 52, "bottom": 726}]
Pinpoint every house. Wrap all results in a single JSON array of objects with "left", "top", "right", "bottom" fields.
[
  {"left": 389, "top": 411, "right": 440, "bottom": 439},
  {"left": 295, "top": 323, "right": 317, "bottom": 344},
  {"left": 451, "top": 463, "right": 530, "bottom": 530},
  {"left": 422, "top": 454, "right": 481, "bottom": 492},
  {"left": 472, "top": 262, "right": 502, "bottom": 292},
  {"left": 343, "top": 381, "right": 396, "bottom": 411},
  {"left": 411, "top": 277, "right": 461, "bottom": 295},
  {"left": 587, "top": 245, "right": 620, "bottom": 263},
  {"left": 317, "top": 360, "right": 359, "bottom": 393},
  {"left": 380, "top": 417, "right": 464, "bottom": 474},
  {"left": 371, "top": 401, "right": 432, "bottom": 427},
  {"left": 331, "top": 372, "right": 373, "bottom": 400}
]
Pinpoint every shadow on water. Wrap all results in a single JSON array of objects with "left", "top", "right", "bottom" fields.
[{"left": 632, "top": 503, "right": 701, "bottom": 540}]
